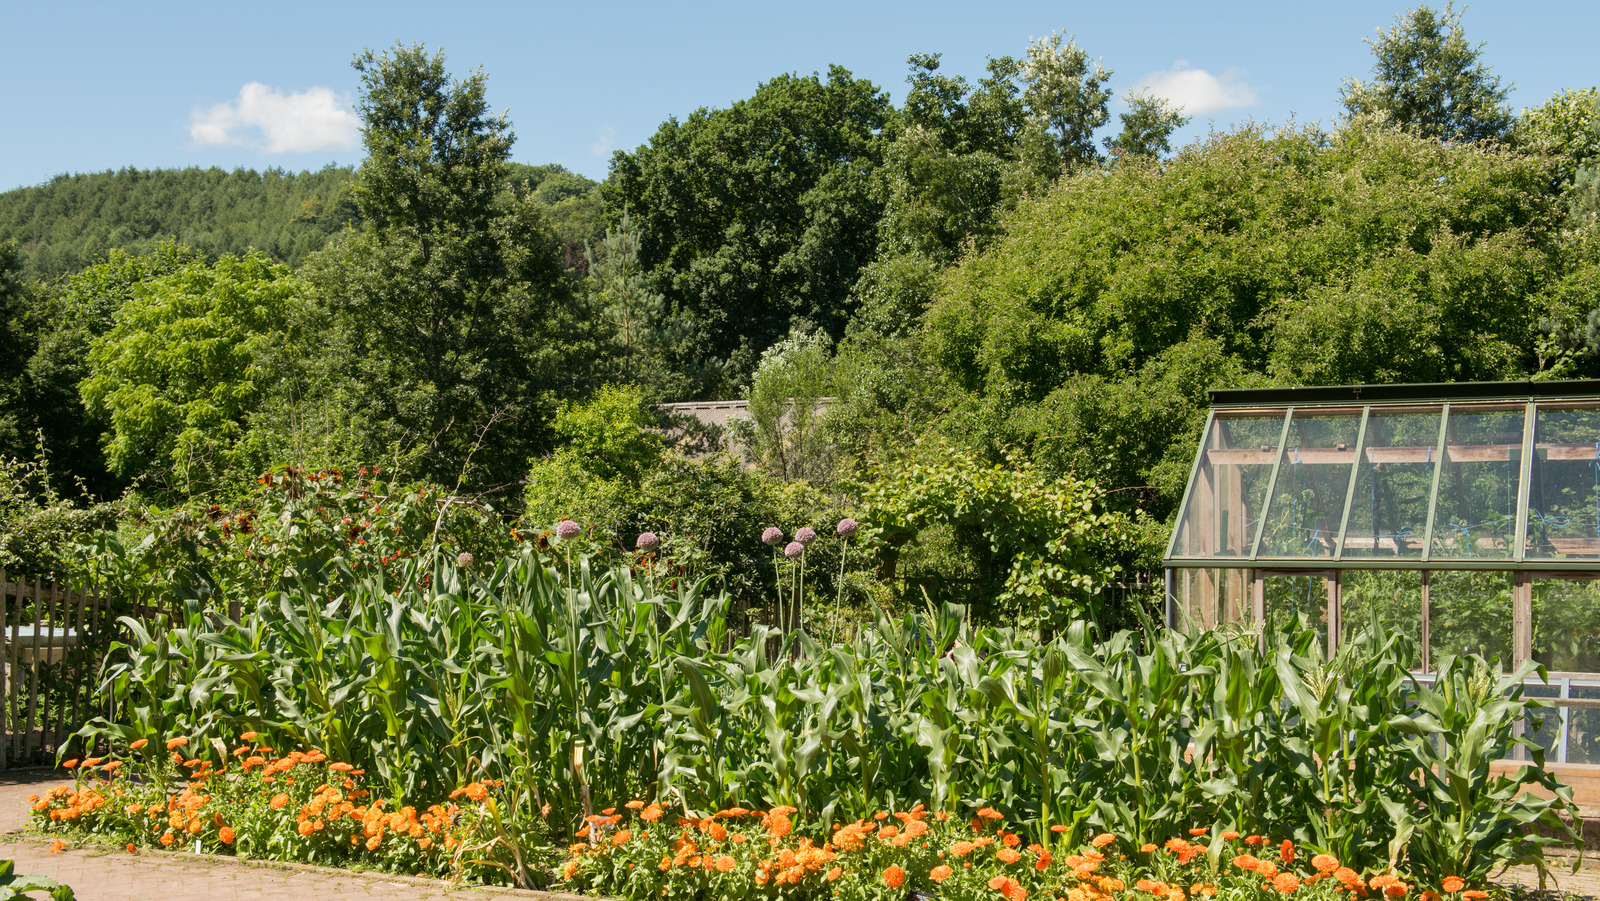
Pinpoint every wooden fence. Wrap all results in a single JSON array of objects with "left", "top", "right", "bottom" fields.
[{"left": 0, "top": 571, "right": 115, "bottom": 769}]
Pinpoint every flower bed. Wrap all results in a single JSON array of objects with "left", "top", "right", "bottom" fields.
[{"left": 27, "top": 736, "right": 545, "bottom": 883}]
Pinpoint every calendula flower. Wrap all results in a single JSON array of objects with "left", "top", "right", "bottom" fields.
[
  {"left": 1312, "top": 854, "right": 1339, "bottom": 873},
  {"left": 1442, "top": 878, "right": 1466, "bottom": 894},
  {"left": 1280, "top": 839, "right": 1296, "bottom": 864},
  {"left": 48, "top": 840, "right": 65, "bottom": 853},
  {"left": 714, "top": 855, "right": 734, "bottom": 872},
  {"left": 999, "top": 847, "right": 1022, "bottom": 863},
  {"left": 882, "top": 865, "right": 906, "bottom": 888},
  {"left": 129, "top": 739, "right": 148, "bottom": 750},
  {"left": 1274, "top": 874, "right": 1301, "bottom": 894},
  {"left": 166, "top": 738, "right": 188, "bottom": 750},
  {"left": 126, "top": 843, "right": 137, "bottom": 854},
  {"left": 219, "top": 827, "right": 236, "bottom": 845},
  {"left": 1234, "top": 855, "right": 1261, "bottom": 872},
  {"left": 932, "top": 865, "right": 954, "bottom": 882}
]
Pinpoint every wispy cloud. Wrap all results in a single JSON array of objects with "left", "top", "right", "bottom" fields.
[
  {"left": 190, "top": 83, "right": 360, "bottom": 153},
  {"left": 590, "top": 125, "right": 616, "bottom": 158},
  {"left": 1133, "top": 62, "right": 1259, "bottom": 115}
]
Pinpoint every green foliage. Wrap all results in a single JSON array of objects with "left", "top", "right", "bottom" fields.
[
  {"left": 1340, "top": 3, "right": 1512, "bottom": 144},
  {"left": 505, "top": 162, "right": 605, "bottom": 267},
  {"left": 604, "top": 65, "right": 892, "bottom": 392},
  {"left": 1105, "top": 92, "right": 1190, "bottom": 161},
  {"left": 857, "top": 442, "right": 1133, "bottom": 627},
  {"left": 0, "top": 242, "right": 31, "bottom": 460},
  {"left": 744, "top": 328, "right": 841, "bottom": 484},
  {"left": 79, "top": 252, "right": 302, "bottom": 496},
  {"left": 1017, "top": 31, "right": 1112, "bottom": 182},
  {"left": 0, "top": 165, "right": 357, "bottom": 281},
  {"left": 76, "top": 572, "right": 1577, "bottom": 884},
  {"left": 0, "top": 457, "right": 115, "bottom": 576},
  {"left": 0, "top": 860, "right": 73, "bottom": 901},
  {"left": 583, "top": 213, "right": 692, "bottom": 393},
  {"left": 304, "top": 44, "right": 574, "bottom": 491}
]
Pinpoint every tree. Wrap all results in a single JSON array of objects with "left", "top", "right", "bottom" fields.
[
  {"left": 1105, "top": 92, "right": 1190, "bottom": 161},
  {"left": 79, "top": 252, "right": 301, "bottom": 496},
  {"left": 585, "top": 212, "right": 691, "bottom": 393},
  {"left": 0, "top": 242, "right": 30, "bottom": 460},
  {"left": 603, "top": 66, "right": 892, "bottom": 394},
  {"left": 1018, "top": 31, "right": 1112, "bottom": 181},
  {"left": 304, "top": 43, "right": 571, "bottom": 492},
  {"left": 1340, "top": 3, "right": 1513, "bottom": 144}
]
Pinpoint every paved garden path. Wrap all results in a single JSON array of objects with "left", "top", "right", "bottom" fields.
[
  {"left": 0, "top": 770, "right": 584, "bottom": 901},
  {"left": 2, "top": 768, "right": 1599, "bottom": 901}
]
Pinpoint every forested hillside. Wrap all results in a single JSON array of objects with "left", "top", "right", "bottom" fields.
[{"left": 0, "top": 161, "right": 602, "bottom": 281}]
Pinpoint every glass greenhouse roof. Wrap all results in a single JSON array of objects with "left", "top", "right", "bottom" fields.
[{"left": 1165, "top": 380, "right": 1600, "bottom": 570}]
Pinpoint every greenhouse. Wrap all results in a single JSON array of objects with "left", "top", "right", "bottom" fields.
[{"left": 1165, "top": 379, "right": 1600, "bottom": 765}]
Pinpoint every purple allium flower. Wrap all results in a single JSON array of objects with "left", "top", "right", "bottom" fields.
[
  {"left": 636, "top": 532, "right": 660, "bottom": 551},
  {"left": 761, "top": 526, "right": 784, "bottom": 546},
  {"left": 556, "top": 520, "right": 581, "bottom": 540},
  {"left": 795, "top": 526, "right": 817, "bottom": 546},
  {"left": 456, "top": 552, "right": 475, "bottom": 567},
  {"left": 836, "top": 518, "right": 858, "bottom": 538},
  {"left": 784, "top": 541, "right": 804, "bottom": 559}
]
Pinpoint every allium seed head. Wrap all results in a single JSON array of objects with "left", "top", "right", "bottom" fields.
[
  {"left": 456, "top": 552, "right": 474, "bottom": 567},
  {"left": 795, "top": 526, "right": 817, "bottom": 545},
  {"left": 636, "top": 532, "right": 660, "bottom": 551},
  {"left": 761, "top": 527, "right": 784, "bottom": 546},
  {"left": 836, "top": 518, "right": 858, "bottom": 537},
  {"left": 784, "top": 541, "right": 804, "bottom": 559},
  {"left": 555, "top": 520, "right": 581, "bottom": 540}
]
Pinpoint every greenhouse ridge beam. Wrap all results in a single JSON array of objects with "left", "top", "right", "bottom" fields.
[{"left": 1211, "top": 380, "right": 1600, "bottom": 408}]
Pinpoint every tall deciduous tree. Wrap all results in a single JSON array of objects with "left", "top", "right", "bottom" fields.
[
  {"left": 305, "top": 43, "right": 570, "bottom": 491},
  {"left": 1340, "top": 3, "right": 1512, "bottom": 144},
  {"left": 1018, "top": 31, "right": 1112, "bottom": 181},
  {"left": 604, "top": 66, "right": 892, "bottom": 395},
  {"left": 1105, "top": 92, "right": 1190, "bottom": 161}
]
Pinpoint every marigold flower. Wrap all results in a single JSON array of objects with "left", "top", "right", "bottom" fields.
[
  {"left": 1258, "top": 862, "right": 1280, "bottom": 880},
  {"left": 160, "top": 832, "right": 176, "bottom": 846},
  {"left": 297, "top": 820, "right": 314, "bottom": 836},
  {"left": 1274, "top": 874, "right": 1301, "bottom": 894},
  {"left": 1142, "top": 843, "right": 1157, "bottom": 853},
  {"left": 613, "top": 830, "right": 632, "bottom": 846},
  {"left": 1334, "top": 868, "right": 1361, "bottom": 888},
  {"left": 977, "top": 807, "right": 1005, "bottom": 820},
  {"left": 883, "top": 865, "right": 906, "bottom": 888},
  {"left": 129, "top": 739, "right": 149, "bottom": 750},
  {"left": 990, "top": 875, "right": 1010, "bottom": 891},
  {"left": 952, "top": 841, "right": 975, "bottom": 857},
  {"left": 825, "top": 866, "right": 842, "bottom": 882},
  {"left": 464, "top": 782, "right": 487, "bottom": 802},
  {"left": 166, "top": 738, "right": 188, "bottom": 750},
  {"left": 1190, "top": 828, "right": 1208, "bottom": 836},
  {"left": 1234, "top": 854, "right": 1261, "bottom": 871},
  {"left": 48, "top": 840, "right": 65, "bottom": 853},
  {"left": 219, "top": 827, "right": 236, "bottom": 845},
  {"left": 1386, "top": 884, "right": 1410, "bottom": 899},
  {"left": 1244, "top": 835, "right": 1264, "bottom": 846},
  {"left": 1463, "top": 892, "right": 1490, "bottom": 900},
  {"left": 1222, "top": 830, "right": 1240, "bottom": 840},
  {"left": 61, "top": 760, "right": 78, "bottom": 769},
  {"left": 625, "top": 800, "right": 645, "bottom": 809},
  {"left": 126, "top": 843, "right": 137, "bottom": 854},
  {"left": 713, "top": 854, "right": 734, "bottom": 872},
  {"left": 330, "top": 762, "right": 355, "bottom": 772},
  {"left": 1442, "top": 878, "right": 1466, "bottom": 894},
  {"left": 1280, "top": 839, "right": 1296, "bottom": 864},
  {"left": 641, "top": 804, "right": 662, "bottom": 822},
  {"left": 562, "top": 859, "right": 579, "bottom": 880},
  {"left": 999, "top": 847, "right": 1022, "bottom": 864},
  {"left": 1053, "top": 824, "right": 1073, "bottom": 834},
  {"left": 1312, "top": 854, "right": 1339, "bottom": 873},
  {"left": 1371, "top": 875, "right": 1399, "bottom": 889},
  {"left": 932, "top": 864, "right": 954, "bottom": 882},
  {"left": 1421, "top": 893, "right": 1441, "bottom": 901}
]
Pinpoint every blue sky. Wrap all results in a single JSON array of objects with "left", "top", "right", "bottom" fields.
[{"left": 4, "top": 0, "right": 1598, "bottom": 192}]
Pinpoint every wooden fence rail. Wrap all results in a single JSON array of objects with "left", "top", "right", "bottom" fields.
[{"left": 0, "top": 570, "right": 115, "bottom": 769}]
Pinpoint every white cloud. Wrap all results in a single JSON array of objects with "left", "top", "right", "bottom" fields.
[
  {"left": 190, "top": 83, "right": 360, "bottom": 153},
  {"left": 590, "top": 125, "right": 616, "bottom": 158},
  {"left": 1133, "top": 62, "right": 1259, "bottom": 116}
]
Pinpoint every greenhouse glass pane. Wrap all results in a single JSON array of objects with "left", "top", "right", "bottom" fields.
[
  {"left": 1342, "top": 407, "right": 1441, "bottom": 558},
  {"left": 1339, "top": 570, "right": 1423, "bottom": 655},
  {"left": 1527, "top": 406, "right": 1600, "bottom": 559},
  {"left": 1256, "top": 411, "right": 1361, "bottom": 558},
  {"left": 1430, "top": 406, "right": 1526, "bottom": 560},
  {"left": 1263, "top": 574, "right": 1332, "bottom": 648},
  {"left": 1175, "top": 568, "right": 1251, "bottom": 629},
  {"left": 1428, "top": 571, "right": 1513, "bottom": 668},
  {"left": 1532, "top": 578, "right": 1600, "bottom": 673},
  {"left": 1172, "top": 413, "right": 1285, "bottom": 559},
  {"left": 1522, "top": 680, "right": 1562, "bottom": 762},
  {"left": 1568, "top": 681, "right": 1600, "bottom": 764}
]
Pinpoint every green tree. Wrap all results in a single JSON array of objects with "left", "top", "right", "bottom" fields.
[
  {"left": 743, "top": 327, "right": 840, "bottom": 483},
  {"left": 603, "top": 66, "right": 892, "bottom": 393},
  {"left": 585, "top": 212, "right": 691, "bottom": 393},
  {"left": 304, "top": 43, "right": 572, "bottom": 492},
  {"left": 1105, "top": 92, "right": 1190, "bottom": 161},
  {"left": 1017, "top": 31, "right": 1112, "bottom": 182},
  {"left": 0, "top": 242, "right": 31, "bottom": 460},
  {"left": 1340, "top": 3, "right": 1513, "bottom": 144},
  {"left": 79, "top": 252, "right": 301, "bottom": 496}
]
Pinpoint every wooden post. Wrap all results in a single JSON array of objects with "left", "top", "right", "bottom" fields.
[
  {"left": 22, "top": 577, "right": 41, "bottom": 763},
  {"left": 1514, "top": 572, "right": 1533, "bottom": 668}
]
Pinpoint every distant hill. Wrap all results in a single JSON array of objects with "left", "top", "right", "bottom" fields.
[{"left": 0, "top": 162, "right": 603, "bottom": 281}]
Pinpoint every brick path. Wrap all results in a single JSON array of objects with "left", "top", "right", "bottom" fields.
[
  {"left": 1, "top": 768, "right": 1597, "bottom": 900},
  {"left": 0, "top": 770, "right": 585, "bottom": 901}
]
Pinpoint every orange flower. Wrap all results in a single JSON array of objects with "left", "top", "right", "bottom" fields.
[
  {"left": 126, "top": 843, "right": 137, "bottom": 854},
  {"left": 641, "top": 804, "right": 662, "bottom": 822},
  {"left": 884, "top": 865, "right": 906, "bottom": 888},
  {"left": 1258, "top": 862, "right": 1280, "bottom": 880},
  {"left": 1334, "top": 868, "right": 1361, "bottom": 888},
  {"left": 219, "top": 827, "right": 236, "bottom": 845},
  {"left": 625, "top": 800, "right": 645, "bottom": 809},
  {"left": 1463, "top": 893, "right": 1490, "bottom": 900},
  {"left": 999, "top": 847, "right": 1022, "bottom": 864},
  {"left": 1280, "top": 839, "right": 1296, "bottom": 864},
  {"left": 1222, "top": 830, "right": 1240, "bottom": 840},
  {"left": 932, "top": 865, "right": 954, "bottom": 882},
  {"left": 714, "top": 855, "right": 735, "bottom": 872},
  {"left": 1421, "top": 893, "right": 1441, "bottom": 901},
  {"left": 1371, "top": 875, "right": 1400, "bottom": 890},
  {"left": 825, "top": 867, "right": 842, "bottom": 882},
  {"left": 48, "top": 840, "right": 65, "bottom": 853},
  {"left": 1442, "top": 878, "right": 1466, "bottom": 894},
  {"left": 1312, "top": 854, "right": 1339, "bottom": 873},
  {"left": 978, "top": 807, "right": 1005, "bottom": 820},
  {"left": 270, "top": 793, "right": 290, "bottom": 809},
  {"left": 1245, "top": 835, "right": 1264, "bottom": 846},
  {"left": 1386, "top": 884, "right": 1410, "bottom": 899},
  {"left": 1274, "top": 874, "right": 1301, "bottom": 894},
  {"left": 129, "top": 739, "right": 149, "bottom": 750},
  {"left": 990, "top": 875, "right": 1010, "bottom": 891},
  {"left": 1190, "top": 828, "right": 1208, "bottom": 836},
  {"left": 330, "top": 762, "right": 355, "bottom": 772},
  {"left": 1142, "top": 843, "right": 1158, "bottom": 853},
  {"left": 952, "top": 841, "right": 975, "bottom": 857},
  {"left": 240, "top": 731, "right": 258, "bottom": 741},
  {"left": 166, "top": 738, "right": 188, "bottom": 750},
  {"left": 61, "top": 760, "right": 77, "bottom": 769},
  {"left": 1234, "top": 854, "right": 1261, "bottom": 872},
  {"left": 297, "top": 820, "right": 314, "bottom": 836},
  {"left": 1052, "top": 824, "right": 1073, "bottom": 834}
]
